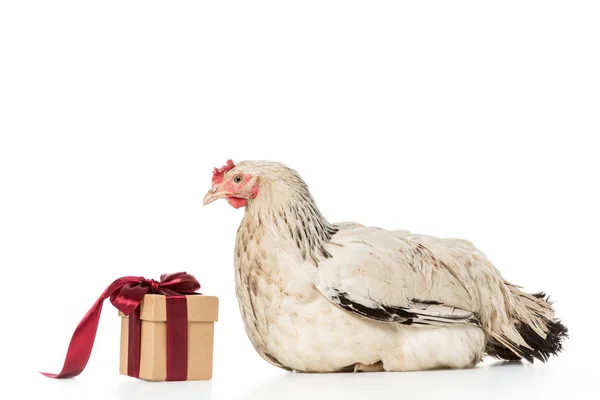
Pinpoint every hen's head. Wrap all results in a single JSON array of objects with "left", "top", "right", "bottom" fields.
[{"left": 203, "top": 159, "right": 261, "bottom": 209}]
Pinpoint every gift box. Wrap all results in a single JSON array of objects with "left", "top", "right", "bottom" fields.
[
  {"left": 41, "top": 272, "right": 218, "bottom": 382},
  {"left": 119, "top": 294, "right": 219, "bottom": 381}
]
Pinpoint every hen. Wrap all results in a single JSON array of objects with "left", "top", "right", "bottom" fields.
[{"left": 204, "top": 160, "right": 567, "bottom": 372}]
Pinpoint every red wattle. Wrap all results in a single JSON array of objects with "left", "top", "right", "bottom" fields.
[{"left": 227, "top": 196, "right": 247, "bottom": 208}]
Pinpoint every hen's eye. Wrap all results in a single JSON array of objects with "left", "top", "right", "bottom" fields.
[{"left": 233, "top": 175, "right": 244, "bottom": 184}]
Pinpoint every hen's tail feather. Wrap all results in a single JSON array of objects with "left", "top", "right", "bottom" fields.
[
  {"left": 517, "top": 317, "right": 568, "bottom": 362},
  {"left": 485, "top": 286, "right": 568, "bottom": 362}
]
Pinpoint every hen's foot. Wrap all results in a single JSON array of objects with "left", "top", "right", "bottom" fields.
[{"left": 353, "top": 361, "right": 384, "bottom": 373}]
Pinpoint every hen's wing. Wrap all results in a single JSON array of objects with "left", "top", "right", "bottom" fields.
[{"left": 316, "top": 224, "right": 484, "bottom": 327}]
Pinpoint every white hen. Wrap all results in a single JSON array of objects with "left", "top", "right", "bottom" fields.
[{"left": 204, "top": 160, "right": 567, "bottom": 372}]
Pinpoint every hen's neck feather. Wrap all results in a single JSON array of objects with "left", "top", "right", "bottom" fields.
[{"left": 240, "top": 167, "right": 338, "bottom": 265}]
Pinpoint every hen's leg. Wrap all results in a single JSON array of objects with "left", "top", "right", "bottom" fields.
[{"left": 353, "top": 361, "right": 384, "bottom": 373}]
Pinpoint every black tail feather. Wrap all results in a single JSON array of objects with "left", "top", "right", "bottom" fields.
[
  {"left": 516, "top": 319, "right": 568, "bottom": 362},
  {"left": 487, "top": 318, "right": 568, "bottom": 363}
]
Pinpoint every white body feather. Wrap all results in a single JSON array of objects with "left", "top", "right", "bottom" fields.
[{"left": 227, "top": 161, "right": 565, "bottom": 372}]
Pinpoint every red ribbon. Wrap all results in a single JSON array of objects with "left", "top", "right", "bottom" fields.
[{"left": 41, "top": 272, "right": 200, "bottom": 380}]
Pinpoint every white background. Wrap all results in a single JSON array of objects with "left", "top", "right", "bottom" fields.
[{"left": 1, "top": 1, "right": 599, "bottom": 399}]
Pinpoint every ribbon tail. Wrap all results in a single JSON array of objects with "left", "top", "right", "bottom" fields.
[
  {"left": 40, "top": 276, "right": 148, "bottom": 379},
  {"left": 40, "top": 298, "right": 105, "bottom": 378}
]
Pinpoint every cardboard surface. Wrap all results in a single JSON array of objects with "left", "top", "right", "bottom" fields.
[{"left": 119, "top": 294, "right": 218, "bottom": 381}]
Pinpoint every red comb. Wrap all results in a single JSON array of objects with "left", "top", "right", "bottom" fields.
[{"left": 212, "top": 159, "right": 235, "bottom": 184}]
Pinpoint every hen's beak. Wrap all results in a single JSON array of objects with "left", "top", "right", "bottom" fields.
[{"left": 203, "top": 185, "right": 228, "bottom": 206}]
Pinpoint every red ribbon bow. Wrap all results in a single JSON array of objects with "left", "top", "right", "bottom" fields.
[{"left": 41, "top": 272, "right": 200, "bottom": 379}]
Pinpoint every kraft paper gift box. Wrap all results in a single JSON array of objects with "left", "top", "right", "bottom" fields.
[
  {"left": 119, "top": 294, "right": 219, "bottom": 381},
  {"left": 41, "top": 273, "right": 214, "bottom": 381}
]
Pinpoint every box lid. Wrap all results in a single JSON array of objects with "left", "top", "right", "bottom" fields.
[{"left": 119, "top": 294, "right": 218, "bottom": 322}]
